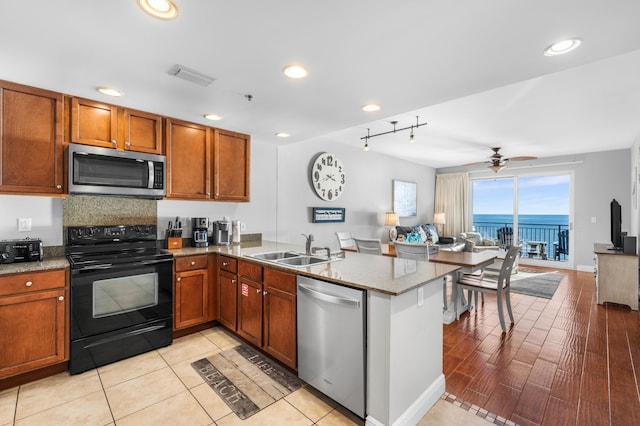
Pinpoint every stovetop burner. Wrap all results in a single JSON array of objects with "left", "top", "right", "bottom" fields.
[{"left": 66, "top": 224, "right": 173, "bottom": 269}]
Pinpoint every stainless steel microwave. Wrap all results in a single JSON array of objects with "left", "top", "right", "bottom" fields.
[{"left": 68, "top": 143, "right": 166, "bottom": 199}]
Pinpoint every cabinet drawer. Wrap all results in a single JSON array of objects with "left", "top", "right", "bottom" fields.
[
  {"left": 238, "top": 260, "right": 262, "bottom": 282},
  {"left": 218, "top": 255, "right": 237, "bottom": 273},
  {"left": 263, "top": 268, "right": 296, "bottom": 293},
  {"left": 176, "top": 255, "right": 208, "bottom": 272},
  {"left": 0, "top": 269, "right": 66, "bottom": 297}
]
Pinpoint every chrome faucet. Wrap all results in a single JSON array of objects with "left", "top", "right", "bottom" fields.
[
  {"left": 311, "top": 246, "right": 332, "bottom": 259},
  {"left": 302, "top": 233, "right": 314, "bottom": 255}
]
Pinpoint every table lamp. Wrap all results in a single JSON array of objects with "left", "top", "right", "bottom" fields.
[
  {"left": 434, "top": 212, "right": 446, "bottom": 236},
  {"left": 384, "top": 211, "right": 400, "bottom": 240}
]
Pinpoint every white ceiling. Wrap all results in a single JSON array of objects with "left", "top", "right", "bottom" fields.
[{"left": 2, "top": 0, "right": 640, "bottom": 169}]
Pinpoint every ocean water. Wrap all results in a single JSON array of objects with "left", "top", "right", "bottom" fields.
[{"left": 473, "top": 214, "right": 569, "bottom": 227}]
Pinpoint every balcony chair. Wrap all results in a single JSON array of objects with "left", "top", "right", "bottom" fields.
[
  {"left": 335, "top": 231, "right": 355, "bottom": 249},
  {"left": 553, "top": 230, "right": 569, "bottom": 260},
  {"left": 456, "top": 244, "right": 520, "bottom": 333},
  {"left": 354, "top": 237, "right": 383, "bottom": 255}
]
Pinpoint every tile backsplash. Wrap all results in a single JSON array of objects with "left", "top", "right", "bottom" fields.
[{"left": 63, "top": 195, "right": 157, "bottom": 227}]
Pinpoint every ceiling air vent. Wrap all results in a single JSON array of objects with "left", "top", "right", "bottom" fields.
[{"left": 170, "top": 65, "right": 215, "bottom": 87}]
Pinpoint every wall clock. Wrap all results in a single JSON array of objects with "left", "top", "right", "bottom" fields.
[{"left": 311, "top": 152, "right": 345, "bottom": 201}]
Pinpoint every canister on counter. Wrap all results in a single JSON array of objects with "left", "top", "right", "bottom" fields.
[{"left": 232, "top": 220, "right": 241, "bottom": 244}]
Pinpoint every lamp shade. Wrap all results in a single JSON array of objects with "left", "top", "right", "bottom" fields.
[
  {"left": 433, "top": 212, "right": 446, "bottom": 225},
  {"left": 384, "top": 212, "right": 399, "bottom": 226}
]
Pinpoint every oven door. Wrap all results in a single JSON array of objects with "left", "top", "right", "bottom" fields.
[{"left": 70, "top": 259, "right": 172, "bottom": 340}]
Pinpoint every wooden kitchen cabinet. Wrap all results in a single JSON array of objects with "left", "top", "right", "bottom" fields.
[
  {"left": 174, "top": 255, "right": 213, "bottom": 330},
  {"left": 237, "top": 261, "right": 263, "bottom": 347},
  {"left": 217, "top": 255, "right": 238, "bottom": 330},
  {"left": 0, "top": 80, "right": 65, "bottom": 195},
  {"left": 69, "top": 97, "right": 162, "bottom": 154},
  {"left": 212, "top": 129, "right": 250, "bottom": 202},
  {"left": 262, "top": 268, "right": 297, "bottom": 368},
  {"left": 165, "top": 118, "right": 211, "bottom": 199},
  {"left": 0, "top": 269, "right": 68, "bottom": 379}
]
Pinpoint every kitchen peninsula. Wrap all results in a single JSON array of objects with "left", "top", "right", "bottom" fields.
[
  {"left": 170, "top": 241, "right": 460, "bottom": 425},
  {"left": 0, "top": 241, "right": 458, "bottom": 425}
]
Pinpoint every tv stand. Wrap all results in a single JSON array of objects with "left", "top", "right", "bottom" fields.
[{"left": 594, "top": 243, "right": 638, "bottom": 310}]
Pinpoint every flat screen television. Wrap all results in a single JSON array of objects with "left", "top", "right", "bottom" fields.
[{"left": 610, "top": 199, "right": 623, "bottom": 250}]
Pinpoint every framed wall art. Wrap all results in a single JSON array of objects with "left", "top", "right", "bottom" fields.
[
  {"left": 393, "top": 180, "right": 417, "bottom": 217},
  {"left": 312, "top": 207, "right": 346, "bottom": 223}
]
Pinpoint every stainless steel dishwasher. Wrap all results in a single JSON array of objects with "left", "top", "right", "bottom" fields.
[{"left": 297, "top": 275, "right": 366, "bottom": 418}]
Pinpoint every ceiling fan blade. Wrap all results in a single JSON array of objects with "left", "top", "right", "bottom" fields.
[
  {"left": 507, "top": 156, "right": 538, "bottom": 161},
  {"left": 462, "top": 161, "right": 490, "bottom": 166}
]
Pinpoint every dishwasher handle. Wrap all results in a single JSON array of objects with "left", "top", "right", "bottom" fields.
[{"left": 298, "top": 283, "right": 361, "bottom": 308}]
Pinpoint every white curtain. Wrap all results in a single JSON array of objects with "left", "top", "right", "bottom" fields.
[{"left": 434, "top": 172, "right": 470, "bottom": 237}]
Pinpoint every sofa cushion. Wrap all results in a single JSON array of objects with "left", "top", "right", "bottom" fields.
[{"left": 422, "top": 224, "right": 439, "bottom": 244}]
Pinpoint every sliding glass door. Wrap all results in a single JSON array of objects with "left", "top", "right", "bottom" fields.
[{"left": 472, "top": 173, "right": 572, "bottom": 267}]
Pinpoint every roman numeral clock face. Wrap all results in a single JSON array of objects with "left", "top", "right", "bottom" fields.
[{"left": 311, "top": 152, "right": 345, "bottom": 201}]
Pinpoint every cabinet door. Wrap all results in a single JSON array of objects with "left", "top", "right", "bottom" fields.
[
  {"left": 0, "top": 81, "right": 64, "bottom": 194},
  {"left": 263, "top": 283, "right": 297, "bottom": 368},
  {"left": 166, "top": 118, "right": 211, "bottom": 199},
  {"left": 218, "top": 270, "right": 237, "bottom": 330},
  {"left": 237, "top": 277, "right": 263, "bottom": 347},
  {"left": 0, "top": 288, "right": 66, "bottom": 379},
  {"left": 174, "top": 269, "right": 209, "bottom": 330},
  {"left": 122, "top": 108, "right": 163, "bottom": 154},
  {"left": 70, "top": 97, "right": 118, "bottom": 149},
  {"left": 212, "top": 129, "right": 250, "bottom": 201}
]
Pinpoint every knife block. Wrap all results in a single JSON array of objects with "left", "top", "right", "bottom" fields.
[{"left": 167, "top": 237, "right": 182, "bottom": 249}]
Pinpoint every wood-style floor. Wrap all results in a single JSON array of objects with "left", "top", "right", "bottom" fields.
[{"left": 443, "top": 266, "right": 640, "bottom": 426}]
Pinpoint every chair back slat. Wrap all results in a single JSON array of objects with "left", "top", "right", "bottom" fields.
[
  {"left": 394, "top": 241, "right": 429, "bottom": 261},
  {"left": 354, "top": 237, "right": 383, "bottom": 255},
  {"left": 336, "top": 232, "right": 355, "bottom": 249}
]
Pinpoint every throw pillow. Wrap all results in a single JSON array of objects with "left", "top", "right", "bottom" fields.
[{"left": 422, "top": 224, "right": 439, "bottom": 244}]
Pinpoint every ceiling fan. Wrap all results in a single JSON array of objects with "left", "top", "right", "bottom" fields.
[{"left": 465, "top": 147, "right": 538, "bottom": 173}]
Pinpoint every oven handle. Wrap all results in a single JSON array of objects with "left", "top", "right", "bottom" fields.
[
  {"left": 78, "top": 263, "right": 113, "bottom": 271},
  {"left": 83, "top": 323, "right": 167, "bottom": 349},
  {"left": 141, "top": 258, "right": 173, "bottom": 266}
]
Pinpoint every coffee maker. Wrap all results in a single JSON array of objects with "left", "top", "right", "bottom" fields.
[
  {"left": 213, "top": 218, "right": 231, "bottom": 245},
  {"left": 192, "top": 217, "right": 209, "bottom": 247}
]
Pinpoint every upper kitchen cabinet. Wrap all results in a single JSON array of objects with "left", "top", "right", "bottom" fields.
[
  {"left": 68, "top": 97, "right": 162, "bottom": 154},
  {"left": 0, "top": 80, "right": 64, "bottom": 195},
  {"left": 165, "top": 118, "right": 211, "bottom": 199},
  {"left": 213, "top": 129, "right": 250, "bottom": 202}
]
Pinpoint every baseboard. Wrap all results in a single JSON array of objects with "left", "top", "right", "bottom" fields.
[
  {"left": 577, "top": 264, "right": 595, "bottom": 272},
  {"left": 365, "top": 374, "right": 445, "bottom": 426}
]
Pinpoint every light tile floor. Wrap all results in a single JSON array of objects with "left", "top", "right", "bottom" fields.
[{"left": 1, "top": 327, "right": 483, "bottom": 425}]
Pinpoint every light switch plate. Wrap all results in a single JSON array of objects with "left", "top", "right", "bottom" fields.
[
  {"left": 417, "top": 287, "right": 424, "bottom": 307},
  {"left": 18, "top": 218, "right": 32, "bottom": 232}
]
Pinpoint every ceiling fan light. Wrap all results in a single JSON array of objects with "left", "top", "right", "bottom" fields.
[
  {"left": 409, "top": 131, "right": 415, "bottom": 143},
  {"left": 364, "top": 140, "right": 369, "bottom": 151},
  {"left": 489, "top": 165, "right": 505, "bottom": 173},
  {"left": 137, "top": 0, "right": 179, "bottom": 20},
  {"left": 544, "top": 38, "right": 581, "bottom": 56}
]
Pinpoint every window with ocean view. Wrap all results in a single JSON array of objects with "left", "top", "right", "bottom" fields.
[{"left": 472, "top": 174, "right": 571, "bottom": 263}]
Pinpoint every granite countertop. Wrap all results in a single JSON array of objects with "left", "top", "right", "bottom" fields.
[
  {"left": 167, "top": 240, "right": 459, "bottom": 296},
  {"left": 0, "top": 257, "right": 69, "bottom": 276}
]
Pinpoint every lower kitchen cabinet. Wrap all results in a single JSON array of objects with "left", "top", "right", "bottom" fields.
[
  {"left": 0, "top": 269, "right": 68, "bottom": 379},
  {"left": 237, "top": 261, "right": 264, "bottom": 347},
  {"left": 217, "top": 255, "right": 238, "bottom": 330},
  {"left": 174, "top": 255, "right": 213, "bottom": 330},
  {"left": 262, "top": 268, "right": 297, "bottom": 368}
]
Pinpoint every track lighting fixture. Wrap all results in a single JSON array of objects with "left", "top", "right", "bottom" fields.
[{"left": 361, "top": 116, "right": 426, "bottom": 150}]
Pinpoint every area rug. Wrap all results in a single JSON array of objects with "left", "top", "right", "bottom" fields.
[
  {"left": 485, "top": 269, "right": 563, "bottom": 299},
  {"left": 191, "top": 344, "right": 302, "bottom": 419}
]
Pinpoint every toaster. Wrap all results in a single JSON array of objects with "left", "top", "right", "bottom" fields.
[{"left": 0, "top": 239, "right": 44, "bottom": 264}]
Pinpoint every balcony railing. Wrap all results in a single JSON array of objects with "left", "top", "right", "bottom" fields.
[{"left": 473, "top": 221, "right": 570, "bottom": 261}]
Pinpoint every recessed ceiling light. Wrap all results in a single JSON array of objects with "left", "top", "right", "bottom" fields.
[
  {"left": 283, "top": 65, "right": 308, "bottom": 79},
  {"left": 97, "top": 87, "right": 124, "bottom": 97},
  {"left": 137, "top": 0, "right": 179, "bottom": 20},
  {"left": 544, "top": 38, "right": 581, "bottom": 56},
  {"left": 362, "top": 104, "right": 381, "bottom": 112},
  {"left": 204, "top": 114, "right": 222, "bottom": 121},
  {"left": 275, "top": 132, "right": 290, "bottom": 138}
]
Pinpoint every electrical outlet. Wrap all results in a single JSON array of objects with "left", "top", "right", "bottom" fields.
[
  {"left": 18, "top": 218, "right": 32, "bottom": 232},
  {"left": 591, "top": 217, "right": 597, "bottom": 223},
  {"left": 417, "top": 287, "right": 424, "bottom": 307},
  {"left": 240, "top": 222, "right": 246, "bottom": 231}
]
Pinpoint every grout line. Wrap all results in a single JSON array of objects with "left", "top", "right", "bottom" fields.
[{"left": 442, "top": 392, "right": 520, "bottom": 426}]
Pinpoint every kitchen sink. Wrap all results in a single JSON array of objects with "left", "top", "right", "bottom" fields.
[
  {"left": 248, "top": 251, "right": 302, "bottom": 261},
  {"left": 246, "top": 250, "right": 340, "bottom": 268}
]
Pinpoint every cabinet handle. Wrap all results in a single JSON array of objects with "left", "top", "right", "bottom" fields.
[
  {"left": 25, "top": 281, "right": 33, "bottom": 287},
  {"left": 222, "top": 262, "right": 228, "bottom": 266},
  {"left": 190, "top": 261, "right": 196, "bottom": 266},
  {"left": 58, "top": 296, "right": 64, "bottom": 301},
  {"left": 263, "top": 291, "right": 267, "bottom": 295},
  {"left": 207, "top": 192, "right": 211, "bottom": 196},
  {"left": 256, "top": 288, "right": 261, "bottom": 294},
  {"left": 111, "top": 139, "right": 117, "bottom": 147},
  {"left": 231, "top": 279, "right": 236, "bottom": 284},
  {"left": 125, "top": 141, "right": 131, "bottom": 148},
  {"left": 177, "top": 277, "right": 181, "bottom": 282},
  {"left": 215, "top": 193, "right": 219, "bottom": 197},
  {"left": 56, "top": 184, "right": 62, "bottom": 189}
]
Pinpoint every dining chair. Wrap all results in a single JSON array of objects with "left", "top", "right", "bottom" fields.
[
  {"left": 335, "top": 231, "right": 356, "bottom": 249},
  {"left": 456, "top": 244, "right": 520, "bottom": 332},
  {"left": 354, "top": 237, "right": 383, "bottom": 255}
]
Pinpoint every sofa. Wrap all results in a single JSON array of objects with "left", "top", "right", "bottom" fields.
[
  {"left": 394, "top": 224, "right": 465, "bottom": 252},
  {"left": 458, "top": 232, "right": 500, "bottom": 253}
]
